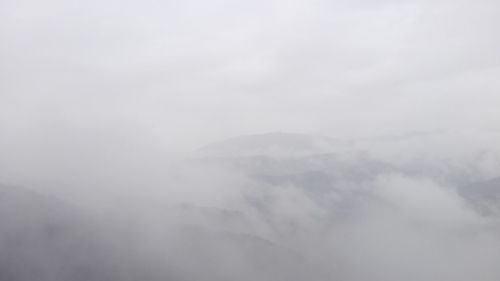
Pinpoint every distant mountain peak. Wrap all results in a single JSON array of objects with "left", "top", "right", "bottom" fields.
[{"left": 196, "top": 132, "right": 347, "bottom": 158}]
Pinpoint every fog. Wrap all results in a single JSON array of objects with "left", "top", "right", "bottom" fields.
[{"left": 1, "top": 0, "right": 500, "bottom": 280}]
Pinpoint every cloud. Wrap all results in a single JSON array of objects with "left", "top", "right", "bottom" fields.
[
  {"left": 373, "top": 174, "right": 479, "bottom": 226},
  {"left": 1, "top": 1, "right": 500, "bottom": 280},
  {"left": 1, "top": 0, "right": 500, "bottom": 150}
]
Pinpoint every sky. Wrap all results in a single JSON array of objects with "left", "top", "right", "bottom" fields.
[{"left": 1, "top": 0, "right": 500, "bottom": 152}]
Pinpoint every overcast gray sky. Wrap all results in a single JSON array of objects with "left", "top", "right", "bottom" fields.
[{"left": 1, "top": 0, "right": 499, "bottom": 151}]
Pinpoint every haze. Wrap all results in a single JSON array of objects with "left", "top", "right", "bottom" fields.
[{"left": 1, "top": 0, "right": 499, "bottom": 281}]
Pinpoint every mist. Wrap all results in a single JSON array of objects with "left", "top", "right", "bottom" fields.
[{"left": 1, "top": 0, "right": 500, "bottom": 280}]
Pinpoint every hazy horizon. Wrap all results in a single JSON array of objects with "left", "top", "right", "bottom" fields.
[{"left": 2, "top": 0, "right": 500, "bottom": 152}]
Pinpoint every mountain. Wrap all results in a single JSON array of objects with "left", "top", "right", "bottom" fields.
[
  {"left": 194, "top": 131, "right": 500, "bottom": 225},
  {"left": 197, "top": 131, "right": 500, "bottom": 186},
  {"left": 0, "top": 184, "right": 109, "bottom": 281},
  {"left": 0, "top": 183, "right": 332, "bottom": 281},
  {"left": 458, "top": 177, "right": 500, "bottom": 215},
  {"left": 0, "top": 184, "right": 182, "bottom": 281},
  {"left": 1, "top": 131, "right": 499, "bottom": 281},
  {"left": 197, "top": 132, "right": 348, "bottom": 158}
]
